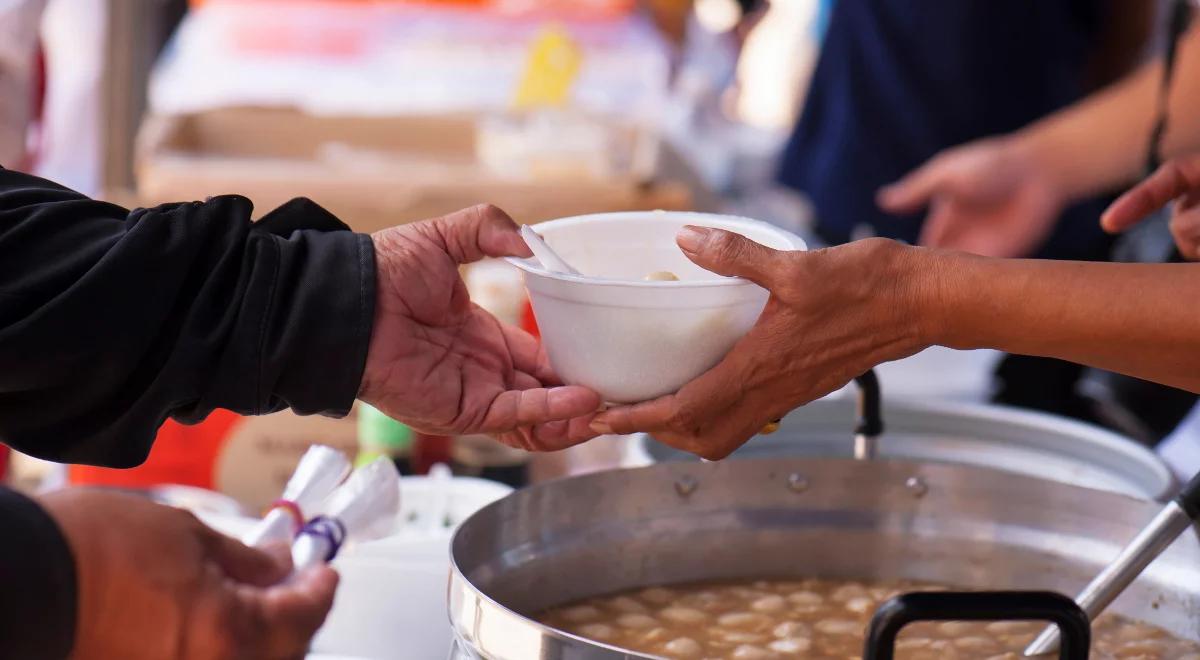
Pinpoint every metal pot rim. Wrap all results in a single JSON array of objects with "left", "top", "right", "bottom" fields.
[
  {"left": 448, "top": 457, "right": 1199, "bottom": 659},
  {"left": 628, "top": 395, "right": 1175, "bottom": 500}
]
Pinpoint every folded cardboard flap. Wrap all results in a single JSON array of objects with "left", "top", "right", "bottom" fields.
[
  {"left": 144, "top": 107, "right": 480, "bottom": 160},
  {"left": 134, "top": 107, "right": 692, "bottom": 233}
]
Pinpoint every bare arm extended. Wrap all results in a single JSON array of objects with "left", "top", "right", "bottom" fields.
[{"left": 932, "top": 253, "right": 1200, "bottom": 392}]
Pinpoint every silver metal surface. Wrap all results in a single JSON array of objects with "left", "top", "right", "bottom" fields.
[
  {"left": 672, "top": 475, "right": 697, "bottom": 498},
  {"left": 905, "top": 476, "right": 928, "bottom": 498},
  {"left": 854, "top": 432, "right": 879, "bottom": 460},
  {"left": 630, "top": 396, "right": 1175, "bottom": 501},
  {"left": 786, "top": 472, "right": 808, "bottom": 493},
  {"left": 448, "top": 459, "right": 1200, "bottom": 660},
  {"left": 1024, "top": 501, "right": 1196, "bottom": 656}
]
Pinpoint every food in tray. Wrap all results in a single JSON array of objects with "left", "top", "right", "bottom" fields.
[
  {"left": 643, "top": 271, "right": 680, "bottom": 281},
  {"left": 539, "top": 577, "right": 1200, "bottom": 659}
]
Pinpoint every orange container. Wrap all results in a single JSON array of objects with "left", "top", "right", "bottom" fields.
[
  {"left": 68, "top": 409, "right": 242, "bottom": 489},
  {"left": 411, "top": 433, "right": 454, "bottom": 474},
  {"left": 521, "top": 297, "right": 540, "bottom": 339}
]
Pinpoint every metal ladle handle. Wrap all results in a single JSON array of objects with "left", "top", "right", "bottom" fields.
[
  {"left": 853, "top": 369, "right": 884, "bottom": 460},
  {"left": 1024, "top": 469, "right": 1200, "bottom": 656}
]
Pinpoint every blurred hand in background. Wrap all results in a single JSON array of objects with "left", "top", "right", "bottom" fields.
[
  {"left": 876, "top": 137, "right": 1066, "bottom": 258},
  {"left": 1102, "top": 154, "right": 1200, "bottom": 260}
]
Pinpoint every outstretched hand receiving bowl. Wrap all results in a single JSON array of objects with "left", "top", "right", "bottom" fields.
[{"left": 590, "top": 227, "right": 934, "bottom": 459}]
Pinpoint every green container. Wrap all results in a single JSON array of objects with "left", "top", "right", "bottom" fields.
[{"left": 356, "top": 403, "right": 414, "bottom": 467}]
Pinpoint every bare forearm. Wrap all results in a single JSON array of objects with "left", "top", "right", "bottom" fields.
[
  {"left": 924, "top": 251, "right": 1200, "bottom": 393},
  {"left": 1018, "top": 24, "right": 1200, "bottom": 202}
]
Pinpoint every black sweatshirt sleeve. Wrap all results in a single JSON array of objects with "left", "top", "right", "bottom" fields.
[
  {"left": 0, "top": 487, "right": 77, "bottom": 660},
  {"left": 0, "top": 167, "right": 376, "bottom": 467},
  {"left": 0, "top": 167, "right": 376, "bottom": 657}
]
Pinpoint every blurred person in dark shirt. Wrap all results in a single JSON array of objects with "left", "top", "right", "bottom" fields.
[{"left": 777, "top": 0, "right": 1162, "bottom": 430}]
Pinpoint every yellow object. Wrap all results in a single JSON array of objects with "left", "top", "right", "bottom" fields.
[
  {"left": 513, "top": 25, "right": 583, "bottom": 110},
  {"left": 761, "top": 420, "right": 781, "bottom": 435},
  {"left": 643, "top": 271, "right": 679, "bottom": 281}
]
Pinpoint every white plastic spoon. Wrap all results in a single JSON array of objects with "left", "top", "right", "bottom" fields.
[
  {"left": 520, "top": 225, "right": 581, "bottom": 275},
  {"left": 422, "top": 463, "right": 453, "bottom": 535}
]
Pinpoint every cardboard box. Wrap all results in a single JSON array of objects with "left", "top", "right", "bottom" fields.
[
  {"left": 213, "top": 410, "right": 359, "bottom": 511},
  {"left": 134, "top": 107, "right": 693, "bottom": 233}
]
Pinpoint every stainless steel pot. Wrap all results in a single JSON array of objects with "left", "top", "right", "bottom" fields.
[
  {"left": 448, "top": 459, "right": 1200, "bottom": 659},
  {"left": 629, "top": 396, "right": 1175, "bottom": 501}
]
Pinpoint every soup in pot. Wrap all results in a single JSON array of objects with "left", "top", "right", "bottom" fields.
[{"left": 539, "top": 578, "right": 1200, "bottom": 660}]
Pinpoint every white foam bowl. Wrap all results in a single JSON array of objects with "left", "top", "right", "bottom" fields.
[{"left": 508, "top": 212, "right": 806, "bottom": 403}]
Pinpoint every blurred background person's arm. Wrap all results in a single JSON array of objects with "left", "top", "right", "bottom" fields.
[
  {"left": 772, "top": 1, "right": 1171, "bottom": 435},
  {"left": 1084, "top": 0, "right": 1156, "bottom": 90},
  {"left": 880, "top": 14, "right": 1200, "bottom": 258}
]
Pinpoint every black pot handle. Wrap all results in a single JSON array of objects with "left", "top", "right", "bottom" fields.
[
  {"left": 862, "top": 591, "right": 1090, "bottom": 660},
  {"left": 854, "top": 370, "right": 883, "bottom": 437},
  {"left": 1174, "top": 468, "right": 1200, "bottom": 518},
  {"left": 852, "top": 369, "right": 884, "bottom": 459}
]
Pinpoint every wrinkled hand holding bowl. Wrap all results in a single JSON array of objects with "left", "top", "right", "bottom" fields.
[{"left": 507, "top": 212, "right": 806, "bottom": 404}]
